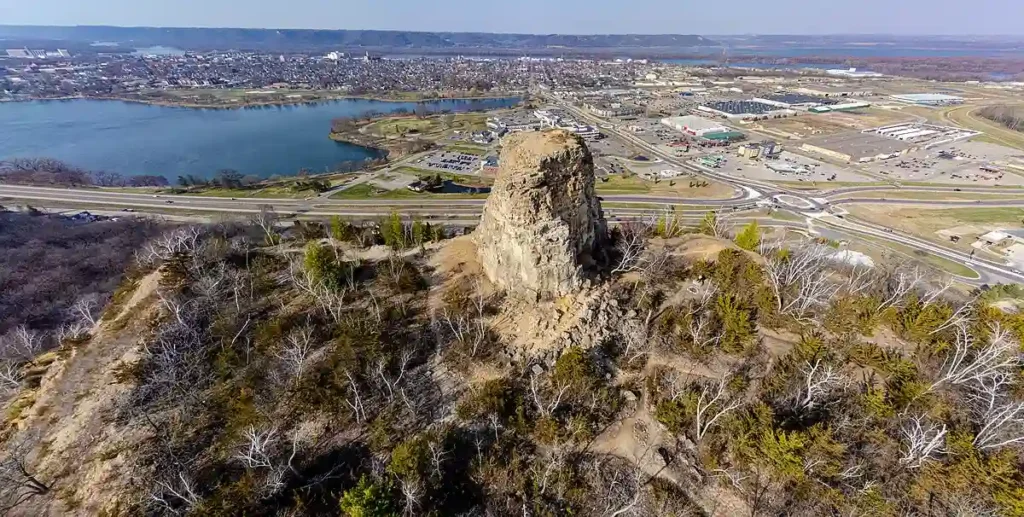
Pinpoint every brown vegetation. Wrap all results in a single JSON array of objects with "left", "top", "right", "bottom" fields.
[{"left": 979, "top": 104, "right": 1024, "bottom": 132}]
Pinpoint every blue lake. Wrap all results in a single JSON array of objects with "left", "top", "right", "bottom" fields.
[{"left": 0, "top": 97, "right": 520, "bottom": 179}]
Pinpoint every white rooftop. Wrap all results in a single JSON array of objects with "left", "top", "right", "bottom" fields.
[
  {"left": 891, "top": 93, "right": 963, "bottom": 102},
  {"left": 661, "top": 115, "right": 727, "bottom": 132},
  {"left": 980, "top": 230, "right": 1012, "bottom": 242}
]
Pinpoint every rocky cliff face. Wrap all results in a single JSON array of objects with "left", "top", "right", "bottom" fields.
[{"left": 474, "top": 130, "right": 607, "bottom": 298}]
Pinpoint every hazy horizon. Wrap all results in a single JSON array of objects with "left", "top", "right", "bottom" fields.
[
  {"left": 2, "top": 23, "right": 1024, "bottom": 38},
  {"left": 1, "top": 0, "right": 1023, "bottom": 36}
]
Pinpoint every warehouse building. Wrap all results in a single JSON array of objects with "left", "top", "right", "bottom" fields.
[
  {"left": 661, "top": 115, "right": 730, "bottom": 137},
  {"left": 698, "top": 100, "right": 795, "bottom": 119},
  {"left": 754, "top": 93, "right": 837, "bottom": 108},
  {"left": 795, "top": 86, "right": 873, "bottom": 98},
  {"left": 890, "top": 93, "right": 964, "bottom": 106},
  {"left": 800, "top": 132, "right": 912, "bottom": 163},
  {"left": 808, "top": 101, "right": 871, "bottom": 113}
]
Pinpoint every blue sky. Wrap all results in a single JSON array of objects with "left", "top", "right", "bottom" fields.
[{"left": 1, "top": 0, "right": 1022, "bottom": 35}]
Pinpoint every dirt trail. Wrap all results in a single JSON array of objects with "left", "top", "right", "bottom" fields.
[{"left": 6, "top": 272, "right": 163, "bottom": 516}]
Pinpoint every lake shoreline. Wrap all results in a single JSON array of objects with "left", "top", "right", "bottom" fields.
[
  {"left": 0, "top": 96, "right": 522, "bottom": 180},
  {"left": 0, "top": 91, "right": 525, "bottom": 110}
]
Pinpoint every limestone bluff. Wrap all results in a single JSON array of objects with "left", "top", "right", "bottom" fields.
[{"left": 474, "top": 129, "right": 607, "bottom": 299}]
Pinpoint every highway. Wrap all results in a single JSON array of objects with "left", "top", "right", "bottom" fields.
[
  {"left": 4, "top": 95, "right": 1023, "bottom": 286},
  {"left": 547, "top": 95, "right": 1024, "bottom": 285}
]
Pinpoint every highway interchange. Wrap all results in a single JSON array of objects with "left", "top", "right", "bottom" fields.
[{"left": 3, "top": 95, "right": 1024, "bottom": 287}]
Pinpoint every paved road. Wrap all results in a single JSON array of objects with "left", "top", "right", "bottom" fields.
[
  {"left": 547, "top": 95, "right": 1023, "bottom": 284},
  {"left": 4, "top": 96, "right": 1022, "bottom": 285},
  {"left": 830, "top": 198, "right": 1024, "bottom": 207}
]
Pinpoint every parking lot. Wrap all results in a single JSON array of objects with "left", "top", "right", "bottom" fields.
[
  {"left": 859, "top": 140, "right": 1024, "bottom": 185},
  {"left": 589, "top": 131, "right": 643, "bottom": 159},
  {"left": 415, "top": 150, "right": 482, "bottom": 174},
  {"left": 715, "top": 151, "right": 876, "bottom": 183}
]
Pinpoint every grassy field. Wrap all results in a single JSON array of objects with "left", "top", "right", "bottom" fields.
[
  {"left": 832, "top": 191, "right": 1024, "bottom": 201},
  {"left": 849, "top": 235, "right": 980, "bottom": 279},
  {"left": 329, "top": 182, "right": 487, "bottom": 201},
  {"left": 595, "top": 174, "right": 736, "bottom": 199},
  {"left": 942, "top": 104, "right": 1024, "bottom": 151},
  {"left": 185, "top": 186, "right": 318, "bottom": 199},
  {"left": 444, "top": 144, "right": 489, "bottom": 156},
  {"left": 775, "top": 180, "right": 897, "bottom": 190},
  {"left": 365, "top": 113, "right": 490, "bottom": 138},
  {"left": 846, "top": 205, "right": 1024, "bottom": 259}
]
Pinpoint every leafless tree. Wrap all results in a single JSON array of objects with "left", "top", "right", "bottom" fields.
[
  {"left": 794, "top": 359, "right": 848, "bottom": 412},
  {"left": 236, "top": 425, "right": 278, "bottom": 470},
  {"left": 427, "top": 440, "right": 448, "bottom": 479},
  {"left": 343, "top": 369, "right": 368, "bottom": 423},
  {"left": 234, "top": 425, "right": 299, "bottom": 497},
  {"left": 973, "top": 399, "right": 1024, "bottom": 451},
  {"left": 530, "top": 373, "right": 570, "bottom": 418},
  {"left": 433, "top": 280, "right": 491, "bottom": 359},
  {"left": 56, "top": 320, "right": 90, "bottom": 343},
  {"left": 0, "top": 434, "right": 50, "bottom": 514},
  {"left": 143, "top": 293, "right": 214, "bottom": 407},
  {"left": 0, "top": 326, "right": 44, "bottom": 361},
  {"left": 399, "top": 478, "right": 422, "bottom": 517},
  {"left": 921, "top": 276, "right": 955, "bottom": 305},
  {"left": 150, "top": 471, "right": 200, "bottom": 515},
  {"left": 694, "top": 378, "right": 742, "bottom": 441},
  {"left": 289, "top": 259, "right": 347, "bottom": 323},
  {"left": 700, "top": 210, "right": 733, "bottom": 238},
  {"left": 533, "top": 444, "right": 568, "bottom": 496},
  {"left": 589, "top": 452, "right": 652, "bottom": 517},
  {"left": 251, "top": 205, "right": 280, "bottom": 245},
  {"left": 71, "top": 295, "right": 100, "bottom": 327},
  {"left": 612, "top": 217, "right": 655, "bottom": 274},
  {"left": 618, "top": 318, "right": 652, "bottom": 367},
  {"left": 874, "top": 265, "right": 924, "bottom": 314},
  {"left": 761, "top": 242, "right": 840, "bottom": 321},
  {"left": 929, "top": 298, "right": 978, "bottom": 336},
  {"left": 687, "top": 310, "right": 722, "bottom": 352},
  {"left": 931, "top": 323, "right": 1020, "bottom": 392},
  {"left": 840, "top": 262, "right": 875, "bottom": 296},
  {"left": 899, "top": 416, "right": 947, "bottom": 469},
  {"left": 0, "top": 361, "right": 21, "bottom": 396},
  {"left": 138, "top": 226, "right": 202, "bottom": 265},
  {"left": 276, "top": 326, "right": 317, "bottom": 384},
  {"left": 945, "top": 494, "right": 1000, "bottom": 517},
  {"left": 374, "top": 350, "right": 413, "bottom": 403}
]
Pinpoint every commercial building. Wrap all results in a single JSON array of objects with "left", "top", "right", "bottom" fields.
[
  {"left": 825, "top": 68, "right": 884, "bottom": 78},
  {"left": 585, "top": 101, "right": 643, "bottom": 118},
  {"left": 699, "top": 131, "right": 745, "bottom": 145},
  {"left": 738, "top": 141, "right": 782, "bottom": 159},
  {"left": 698, "top": 101, "right": 795, "bottom": 119},
  {"left": 534, "top": 109, "right": 602, "bottom": 140},
  {"left": 754, "top": 93, "right": 837, "bottom": 108},
  {"left": 800, "top": 132, "right": 912, "bottom": 163},
  {"left": 5, "top": 48, "right": 32, "bottom": 58},
  {"left": 867, "top": 123, "right": 980, "bottom": 148},
  {"left": 795, "top": 86, "right": 873, "bottom": 98},
  {"left": 890, "top": 93, "right": 964, "bottom": 106},
  {"left": 808, "top": 101, "right": 871, "bottom": 113},
  {"left": 487, "top": 113, "right": 540, "bottom": 133},
  {"left": 479, "top": 155, "right": 500, "bottom": 175},
  {"left": 661, "top": 115, "right": 729, "bottom": 137}
]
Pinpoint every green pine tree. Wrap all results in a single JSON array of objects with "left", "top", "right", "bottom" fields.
[{"left": 735, "top": 221, "right": 761, "bottom": 251}]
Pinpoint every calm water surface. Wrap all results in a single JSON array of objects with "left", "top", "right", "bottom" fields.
[{"left": 0, "top": 97, "right": 519, "bottom": 179}]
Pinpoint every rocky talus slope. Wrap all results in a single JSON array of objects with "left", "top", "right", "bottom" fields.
[{"left": 474, "top": 129, "right": 607, "bottom": 299}]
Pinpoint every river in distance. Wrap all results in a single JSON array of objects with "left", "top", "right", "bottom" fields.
[{"left": 0, "top": 97, "right": 520, "bottom": 179}]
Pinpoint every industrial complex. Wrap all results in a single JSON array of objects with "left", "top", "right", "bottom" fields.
[{"left": 890, "top": 93, "right": 965, "bottom": 106}]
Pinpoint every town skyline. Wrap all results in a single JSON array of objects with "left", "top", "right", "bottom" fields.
[{"left": 3, "top": 0, "right": 1024, "bottom": 36}]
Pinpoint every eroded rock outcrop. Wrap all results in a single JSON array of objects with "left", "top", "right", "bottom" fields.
[{"left": 474, "top": 130, "right": 607, "bottom": 298}]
